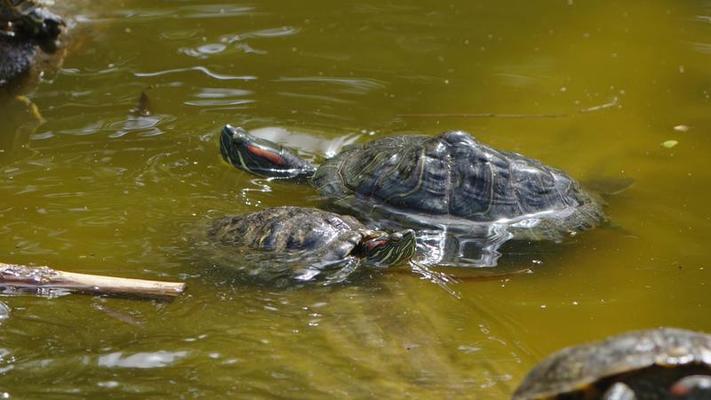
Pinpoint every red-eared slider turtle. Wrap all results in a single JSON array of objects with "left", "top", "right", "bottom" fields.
[
  {"left": 219, "top": 125, "right": 604, "bottom": 266},
  {"left": 208, "top": 206, "right": 416, "bottom": 285},
  {"left": 513, "top": 328, "right": 711, "bottom": 400}
]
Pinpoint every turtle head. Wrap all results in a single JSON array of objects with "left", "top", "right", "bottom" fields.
[
  {"left": 360, "top": 229, "right": 417, "bottom": 267},
  {"left": 220, "top": 125, "right": 316, "bottom": 181}
]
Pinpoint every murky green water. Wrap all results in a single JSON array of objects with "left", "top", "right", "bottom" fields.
[{"left": 1, "top": 0, "right": 710, "bottom": 398}]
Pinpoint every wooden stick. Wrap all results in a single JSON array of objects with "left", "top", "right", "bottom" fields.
[{"left": 0, "top": 262, "right": 186, "bottom": 298}]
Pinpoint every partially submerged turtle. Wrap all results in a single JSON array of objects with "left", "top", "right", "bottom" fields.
[
  {"left": 219, "top": 126, "right": 604, "bottom": 265},
  {"left": 513, "top": 328, "right": 711, "bottom": 400},
  {"left": 208, "top": 206, "right": 416, "bottom": 285}
]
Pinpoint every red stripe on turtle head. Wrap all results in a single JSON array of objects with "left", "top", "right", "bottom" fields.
[
  {"left": 245, "top": 144, "right": 285, "bottom": 166},
  {"left": 365, "top": 239, "right": 387, "bottom": 251}
]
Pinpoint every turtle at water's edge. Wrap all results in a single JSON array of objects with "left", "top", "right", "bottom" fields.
[
  {"left": 208, "top": 206, "right": 416, "bottom": 286},
  {"left": 218, "top": 126, "right": 604, "bottom": 266},
  {"left": 1, "top": 0, "right": 64, "bottom": 44},
  {"left": 0, "top": 0, "right": 65, "bottom": 86},
  {"left": 513, "top": 328, "right": 711, "bottom": 400}
]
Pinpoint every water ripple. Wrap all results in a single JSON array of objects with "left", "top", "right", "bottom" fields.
[
  {"left": 109, "top": 115, "right": 166, "bottom": 138},
  {"left": 221, "top": 26, "right": 301, "bottom": 43},
  {"left": 184, "top": 88, "right": 255, "bottom": 107},
  {"left": 278, "top": 91, "right": 353, "bottom": 105},
  {"left": 177, "top": 4, "right": 256, "bottom": 19},
  {"left": 185, "top": 99, "right": 255, "bottom": 107},
  {"left": 106, "top": 5, "right": 256, "bottom": 20},
  {"left": 195, "top": 88, "right": 253, "bottom": 98},
  {"left": 276, "top": 76, "right": 387, "bottom": 95},
  {"left": 179, "top": 43, "right": 228, "bottom": 58},
  {"left": 134, "top": 66, "right": 257, "bottom": 81},
  {"left": 690, "top": 41, "right": 711, "bottom": 55},
  {"left": 97, "top": 350, "right": 189, "bottom": 369}
]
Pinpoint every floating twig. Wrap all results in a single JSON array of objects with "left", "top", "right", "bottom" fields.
[{"left": 0, "top": 262, "right": 186, "bottom": 298}]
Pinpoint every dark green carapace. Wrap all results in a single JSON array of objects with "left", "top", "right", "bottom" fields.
[
  {"left": 208, "top": 206, "right": 416, "bottom": 285},
  {"left": 514, "top": 328, "right": 711, "bottom": 400}
]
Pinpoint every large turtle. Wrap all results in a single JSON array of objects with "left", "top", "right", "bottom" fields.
[
  {"left": 208, "top": 206, "right": 416, "bottom": 285},
  {"left": 218, "top": 125, "right": 604, "bottom": 266},
  {"left": 513, "top": 328, "right": 711, "bottom": 400}
]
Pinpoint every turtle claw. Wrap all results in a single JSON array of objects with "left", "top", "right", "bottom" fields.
[{"left": 603, "top": 383, "right": 637, "bottom": 400}]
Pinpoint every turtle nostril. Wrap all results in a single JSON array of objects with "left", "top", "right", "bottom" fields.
[{"left": 222, "top": 124, "right": 236, "bottom": 138}]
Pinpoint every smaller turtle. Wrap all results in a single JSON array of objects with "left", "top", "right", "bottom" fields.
[
  {"left": 513, "top": 328, "right": 711, "bottom": 400},
  {"left": 208, "top": 206, "right": 416, "bottom": 285}
]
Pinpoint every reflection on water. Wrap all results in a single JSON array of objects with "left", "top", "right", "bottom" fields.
[
  {"left": 0, "top": 0, "right": 710, "bottom": 398},
  {"left": 0, "top": 302, "right": 9, "bottom": 321},
  {"left": 248, "top": 126, "right": 361, "bottom": 158},
  {"left": 97, "top": 350, "right": 189, "bottom": 368},
  {"left": 0, "top": 96, "right": 43, "bottom": 164}
]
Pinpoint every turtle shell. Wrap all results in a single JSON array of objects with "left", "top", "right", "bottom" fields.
[
  {"left": 312, "top": 131, "right": 603, "bottom": 238},
  {"left": 1, "top": 0, "right": 24, "bottom": 20},
  {"left": 1, "top": 0, "right": 53, "bottom": 21},
  {"left": 513, "top": 328, "right": 711, "bottom": 400},
  {"left": 0, "top": 35, "right": 35, "bottom": 84},
  {"left": 209, "top": 206, "right": 365, "bottom": 262}
]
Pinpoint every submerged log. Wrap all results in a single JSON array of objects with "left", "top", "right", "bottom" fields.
[{"left": 0, "top": 262, "right": 186, "bottom": 298}]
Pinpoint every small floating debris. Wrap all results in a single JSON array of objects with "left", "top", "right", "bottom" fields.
[
  {"left": 661, "top": 140, "right": 679, "bottom": 149},
  {"left": 673, "top": 125, "right": 690, "bottom": 132},
  {"left": 130, "top": 90, "right": 152, "bottom": 117}
]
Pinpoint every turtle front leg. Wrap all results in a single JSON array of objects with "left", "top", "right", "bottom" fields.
[
  {"left": 320, "top": 257, "right": 361, "bottom": 285},
  {"left": 291, "top": 231, "right": 363, "bottom": 284},
  {"left": 602, "top": 383, "right": 637, "bottom": 400},
  {"left": 220, "top": 125, "right": 316, "bottom": 181}
]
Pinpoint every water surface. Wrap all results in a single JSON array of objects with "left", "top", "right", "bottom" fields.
[{"left": 1, "top": 0, "right": 710, "bottom": 398}]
